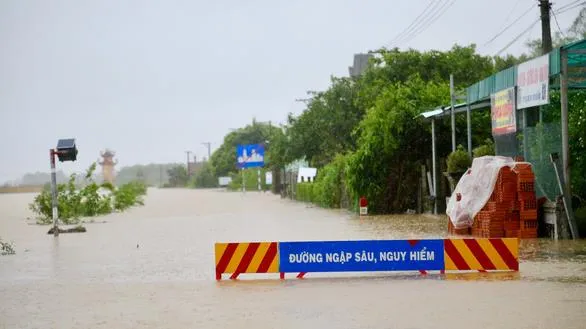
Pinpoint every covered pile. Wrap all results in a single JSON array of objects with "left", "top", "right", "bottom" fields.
[{"left": 447, "top": 156, "right": 538, "bottom": 239}]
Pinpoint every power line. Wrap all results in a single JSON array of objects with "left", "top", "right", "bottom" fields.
[
  {"left": 400, "top": 0, "right": 455, "bottom": 45},
  {"left": 387, "top": 0, "right": 437, "bottom": 45},
  {"left": 556, "top": 0, "right": 586, "bottom": 13},
  {"left": 493, "top": 1, "right": 585, "bottom": 56},
  {"left": 484, "top": 4, "right": 536, "bottom": 46},
  {"left": 393, "top": 0, "right": 447, "bottom": 44},
  {"left": 556, "top": 0, "right": 583, "bottom": 12},
  {"left": 404, "top": 0, "right": 456, "bottom": 43},
  {"left": 551, "top": 9, "right": 567, "bottom": 37},
  {"left": 495, "top": 18, "right": 541, "bottom": 55},
  {"left": 387, "top": 0, "right": 444, "bottom": 48},
  {"left": 500, "top": 0, "right": 525, "bottom": 28},
  {"left": 396, "top": 0, "right": 456, "bottom": 46}
]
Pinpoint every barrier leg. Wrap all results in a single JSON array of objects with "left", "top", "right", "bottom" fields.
[
  {"left": 297, "top": 272, "right": 306, "bottom": 279},
  {"left": 419, "top": 270, "right": 428, "bottom": 275},
  {"left": 280, "top": 272, "right": 285, "bottom": 280},
  {"left": 216, "top": 271, "right": 222, "bottom": 281}
]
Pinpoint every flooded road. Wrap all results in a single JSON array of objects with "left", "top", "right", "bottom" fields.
[{"left": 1, "top": 188, "right": 586, "bottom": 329}]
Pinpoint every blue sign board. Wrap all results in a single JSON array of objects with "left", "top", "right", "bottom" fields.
[
  {"left": 236, "top": 144, "right": 265, "bottom": 169},
  {"left": 279, "top": 239, "right": 444, "bottom": 273}
]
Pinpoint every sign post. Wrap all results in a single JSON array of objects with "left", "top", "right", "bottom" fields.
[
  {"left": 49, "top": 149, "right": 59, "bottom": 237},
  {"left": 49, "top": 138, "right": 78, "bottom": 237},
  {"left": 236, "top": 144, "right": 265, "bottom": 192}
]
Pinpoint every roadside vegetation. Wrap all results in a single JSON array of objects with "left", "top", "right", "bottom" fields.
[
  {"left": 29, "top": 163, "right": 147, "bottom": 225},
  {"left": 159, "top": 9, "right": 586, "bottom": 232},
  {"left": 0, "top": 237, "right": 16, "bottom": 255}
]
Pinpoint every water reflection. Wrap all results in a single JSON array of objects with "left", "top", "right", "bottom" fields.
[
  {"left": 520, "top": 239, "right": 586, "bottom": 263},
  {"left": 444, "top": 271, "right": 521, "bottom": 282},
  {"left": 2, "top": 190, "right": 586, "bottom": 329}
]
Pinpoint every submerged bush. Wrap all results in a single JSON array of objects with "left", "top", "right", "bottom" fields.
[
  {"left": 29, "top": 163, "right": 147, "bottom": 225},
  {"left": 296, "top": 183, "right": 315, "bottom": 202},
  {"left": 312, "top": 153, "right": 353, "bottom": 209},
  {"left": 0, "top": 237, "right": 15, "bottom": 255}
]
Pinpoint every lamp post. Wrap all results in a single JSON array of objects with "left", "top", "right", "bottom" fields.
[{"left": 50, "top": 138, "right": 78, "bottom": 237}]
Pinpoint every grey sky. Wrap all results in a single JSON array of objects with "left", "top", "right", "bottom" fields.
[{"left": 0, "top": 0, "right": 582, "bottom": 182}]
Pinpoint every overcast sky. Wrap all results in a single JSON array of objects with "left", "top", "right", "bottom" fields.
[{"left": 0, "top": 0, "right": 582, "bottom": 182}]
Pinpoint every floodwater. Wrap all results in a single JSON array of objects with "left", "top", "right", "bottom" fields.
[{"left": 1, "top": 188, "right": 586, "bottom": 329}]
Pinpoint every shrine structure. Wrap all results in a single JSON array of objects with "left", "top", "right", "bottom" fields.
[{"left": 98, "top": 149, "right": 117, "bottom": 185}]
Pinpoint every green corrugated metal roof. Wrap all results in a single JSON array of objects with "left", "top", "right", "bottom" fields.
[
  {"left": 550, "top": 48, "right": 561, "bottom": 75},
  {"left": 466, "top": 39, "right": 586, "bottom": 104},
  {"left": 495, "top": 66, "right": 516, "bottom": 91},
  {"left": 424, "top": 39, "right": 586, "bottom": 118}
]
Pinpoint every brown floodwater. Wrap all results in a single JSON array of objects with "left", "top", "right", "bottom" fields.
[{"left": 1, "top": 188, "right": 586, "bottom": 329}]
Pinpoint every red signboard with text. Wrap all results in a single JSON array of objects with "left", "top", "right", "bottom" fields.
[{"left": 490, "top": 87, "right": 516, "bottom": 136}]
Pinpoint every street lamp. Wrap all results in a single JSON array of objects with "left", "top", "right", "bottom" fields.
[{"left": 50, "top": 138, "right": 78, "bottom": 236}]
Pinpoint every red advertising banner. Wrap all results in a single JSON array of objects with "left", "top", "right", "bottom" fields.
[{"left": 491, "top": 87, "right": 516, "bottom": 136}]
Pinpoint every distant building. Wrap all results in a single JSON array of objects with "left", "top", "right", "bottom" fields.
[{"left": 349, "top": 53, "right": 373, "bottom": 78}]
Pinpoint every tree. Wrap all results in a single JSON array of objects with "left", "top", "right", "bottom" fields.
[
  {"left": 286, "top": 77, "right": 363, "bottom": 167},
  {"left": 346, "top": 76, "right": 449, "bottom": 213},
  {"left": 210, "top": 121, "right": 279, "bottom": 177},
  {"left": 192, "top": 162, "right": 218, "bottom": 188},
  {"left": 166, "top": 165, "right": 188, "bottom": 187},
  {"left": 356, "top": 45, "right": 494, "bottom": 110},
  {"left": 493, "top": 54, "right": 529, "bottom": 72}
]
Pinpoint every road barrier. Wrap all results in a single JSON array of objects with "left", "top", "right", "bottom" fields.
[
  {"left": 214, "top": 238, "right": 518, "bottom": 280},
  {"left": 444, "top": 238, "right": 518, "bottom": 271},
  {"left": 214, "top": 242, "right": 279, "bottom": 280}
]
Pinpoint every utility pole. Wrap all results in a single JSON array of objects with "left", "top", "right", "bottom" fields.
[
  {"left": 185, "top": 151, "right": 192, "bottom": 176},
  {"left": 50, "top": 149, "right": 59, "bottom": 236},
  {"left": 539, "top": 0, "right": 553, "bottom": 54},
  {"left": 450, "top": 74, "right": 456, "bottom": 152},
  {"left": 202, "top": 142, "right": 211, "bottom": 160},
  {"left": 159, "top": 164, "right": 163, "bottom": 187}
]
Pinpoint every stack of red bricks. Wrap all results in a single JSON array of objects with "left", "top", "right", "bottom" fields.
[
  {"left": 472, "top": 167, "right": 516, "bottom": 238},
  {"left": 450, "top": 163, "right": 538, "bottom": 239},
  {"left": 514, "top": 163, "right": 538, "bottom": 238}
]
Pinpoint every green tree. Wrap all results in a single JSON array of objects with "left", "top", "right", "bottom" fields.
[
  {"left": 357, "top": 45, "right": 494, "bottom": 110},
  {"left": 286, "top": 77, "right": 363, "bottom": 167},
  {"left": 166, "top": 165, "right": 188, "bottom": 187},
  {"left": 347, "top": 76, "right": 449, "bottom": 213},
  {"left": 210, "top": 120, "right": 278, "bottom": 177},
  {"left": 493, "top": 54, "right": 529, "bottom": 72},
  {"left": 192, "top": 162, "right": 218, "bottom": 188}
]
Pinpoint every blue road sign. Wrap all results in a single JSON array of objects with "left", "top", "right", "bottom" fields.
[
  {"left": 279, "top": 239, "right": 444, "bottom": 273},
  {"left": 236, "top": 144, "right": 265, "bottom": 169}
]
